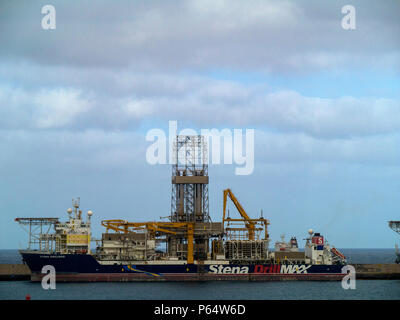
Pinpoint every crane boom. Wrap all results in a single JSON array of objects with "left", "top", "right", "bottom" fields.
[{"left": 223, "top": 188, "right": 256, "bottom": 240}]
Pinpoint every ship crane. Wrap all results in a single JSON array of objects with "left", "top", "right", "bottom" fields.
[{"left": 222, "top": 188, "right": 269, "bottom": 241}]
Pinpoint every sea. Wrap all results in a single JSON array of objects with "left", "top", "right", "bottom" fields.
[{"left": 0, "top": 249, "right": 399, "bottom": 300}]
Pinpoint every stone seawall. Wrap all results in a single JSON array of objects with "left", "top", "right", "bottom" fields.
[
  {"left": 0, "top": 264, "right": 30, "bottom": 280},
  {"left": 353, "top": 263, "right": 400, "bottom": 279}
]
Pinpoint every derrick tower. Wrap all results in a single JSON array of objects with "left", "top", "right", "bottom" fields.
[
  {"left": 171, "top": 135, "right": 209, "bottom": 222},
  {"left": 168, "top": 135, "right": 213, "bottom": 261}
]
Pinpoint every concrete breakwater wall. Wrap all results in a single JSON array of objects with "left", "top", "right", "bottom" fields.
[
  {"left": 0, "top": 263, "right": 399, "bottom": 281},
  {"left": 0, "top": 264, "right": 30, "bottom": 280},
  {"left": 353, "top": 263, "right": 400, "bottom": 279}
]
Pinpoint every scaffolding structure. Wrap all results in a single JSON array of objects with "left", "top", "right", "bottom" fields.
[
  {"left": 225, "top": 240, "right": 269, "bottom": 261},
  {"left": 171, "top": 135, "right": 209, "bottom": 223},
  {"left": 15, "top": 217, "right": 59, "bottom": 251}
]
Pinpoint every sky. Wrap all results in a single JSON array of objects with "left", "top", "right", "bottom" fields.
[{"left": 0, "top": 0, "right": 400, "bottom": 249}]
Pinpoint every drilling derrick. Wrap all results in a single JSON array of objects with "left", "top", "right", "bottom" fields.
[
  {"left": 168, "top": 135, "right": 220, "bottom": 261},
  {"left": 171, "top": 135, "right": 209, "bottom": 223}
]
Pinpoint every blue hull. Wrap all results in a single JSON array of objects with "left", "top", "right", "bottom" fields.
[{"left": 20, "top": 252, "right": 346, "bottom": 281}]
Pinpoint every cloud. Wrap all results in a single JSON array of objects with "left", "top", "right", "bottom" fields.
[
  {"left": 254, "top": 131, "right": 400, "bottom": 166},
  {"left": 0, "top": 86, "right": 91, "bottom": 129},
  {"left": 122, "top": 99, "right": 156, "bottom": 119},
  {"left": 32, "top": 88, "right": 91, "bottom": 128},
  {"left": 127, "top": 89, "right": 400, "bottom": 139},
  {"left": 1, "top": 68, "right": 399, "bottom": 137},
  {"left": 0, "top": 129, "right": 147, "bottom": 175},
  {"left": 0, "top": 0, "right": 398, "bottom": 72}
]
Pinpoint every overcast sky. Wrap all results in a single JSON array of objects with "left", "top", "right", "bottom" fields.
[{"left": 1, "top": 0, "right": 400, "bottom": 249}]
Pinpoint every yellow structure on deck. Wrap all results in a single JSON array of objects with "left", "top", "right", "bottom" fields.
[
  {"left": 101, "top": 220, "right": 195, "bottom": 264},
  {"left": 223, "top": 188, "right": 269, "bottom": 241}
]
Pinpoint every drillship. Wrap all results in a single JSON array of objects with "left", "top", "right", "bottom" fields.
[{"left": 16, "top": 135, "right": 347, "bottom": 282}]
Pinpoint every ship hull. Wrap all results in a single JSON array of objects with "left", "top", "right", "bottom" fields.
[
  {"left": 21, "top": 251, "right": 346, "bottom": 282},
  {"left": 30, "top": 273, "right": 345, "bottom": 282}
]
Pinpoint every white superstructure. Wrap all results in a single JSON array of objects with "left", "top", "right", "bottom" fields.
[
  {"left": 304, "top": 230, "right": 336, "bottom": 265},
  {"left": 54, "top": 198, "right": 92, "bottom": 254},
  {"left": 274, "top": 235, "right": 299, "bottom": 252}
]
